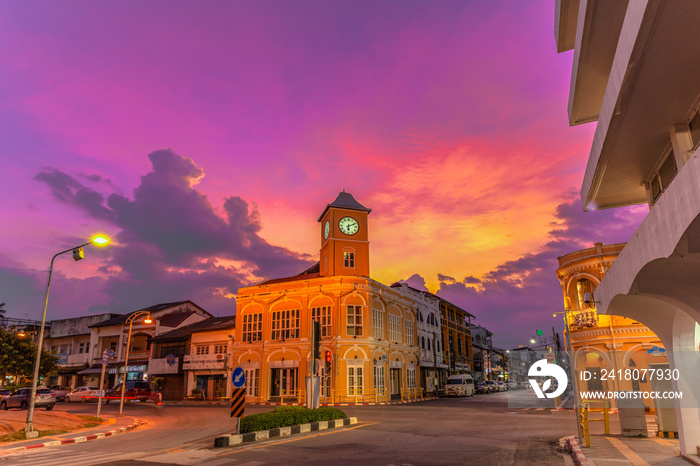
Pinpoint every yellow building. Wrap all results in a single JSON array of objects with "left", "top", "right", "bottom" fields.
[
  {"left": 556, "top": 243, "right": 668, "bottom": 411},
  {"left": 439, "top": 299, "right": 474, "bottom": 375},
  {"left": 232, "top": 192, "right": 420, "bottom": 404}
]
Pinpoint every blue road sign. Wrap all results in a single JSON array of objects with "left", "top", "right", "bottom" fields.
[{"left": 232, "top": 367, "right": 246, "bottom": 388}]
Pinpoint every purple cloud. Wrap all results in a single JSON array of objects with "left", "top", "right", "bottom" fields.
[{"left": 30, "top": 149, "right": 315, "bottom": 316}]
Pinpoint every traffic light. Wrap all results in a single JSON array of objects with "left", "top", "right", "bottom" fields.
[
  {"left": 313, "top": 320, "right": 321, "bottom": 360},
  {"left": 325, "top": 350, "right": 332, "bottom": 372}
]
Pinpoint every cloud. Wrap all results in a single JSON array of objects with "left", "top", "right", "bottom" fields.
[
  {"left": 413, "top": 197, "right": 646, "bottom": 348},
  {"left": 31, "top": 149, "right": 315, "bottom": 316}
]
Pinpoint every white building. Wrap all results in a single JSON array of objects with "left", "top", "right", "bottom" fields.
[
  {"left": 556, "top": 0, "right": 700, "bottom": 454},
  {"left": 391, "top": 282, "right": 447, "bottom": 394}
]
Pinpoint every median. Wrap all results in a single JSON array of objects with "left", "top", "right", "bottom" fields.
[{"left": 214, "top": 406, "right": 357, "bottom": 448}]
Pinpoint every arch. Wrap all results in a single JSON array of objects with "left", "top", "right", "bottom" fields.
[
  {"left": 266, "top": 348, "right": 301, "bottom": 362},
  {"left": 269, "top": 297, "right": 303, "bottom": 312},
  {"left": 388, "top": 351, "right": 405, "bottom": 364},
  {"left": 237, "top": 350, "right": 262, "bottom": 364},
  {"left": 309, "top": 294, "right": 334, "bottom": 308},
  {"left": 621, "top": 343, "right": 657, "bottom": 367},
  {"left": 342, "top": 345, "right": 368, "bottom": 359},
  {"left": 565, "top": 274, "right": 600, "bottom": 311},
  {"left": 573, "top": 346, "right": 612, "bottom": 369},
  {"left": 241, "top": 302, "right": 265, "bottom": 314},
  {"left": 341, "top": 292, "right": 368, "bottom": 307},
  {"left": 371, "top": 296, "right": 386, "bottom": 311}
]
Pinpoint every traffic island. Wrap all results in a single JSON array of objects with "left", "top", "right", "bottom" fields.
[{"left": 214, "top": 417, "right": 357, "bottom": 448}]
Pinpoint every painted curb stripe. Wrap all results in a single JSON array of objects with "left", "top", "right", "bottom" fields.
[{"left": 0, "top": 418, "right": 140, "bottom": 454}]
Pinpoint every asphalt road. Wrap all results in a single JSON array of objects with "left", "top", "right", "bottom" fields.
[{"left": 0, "top": 391, "right": 575, "bottom": 465}]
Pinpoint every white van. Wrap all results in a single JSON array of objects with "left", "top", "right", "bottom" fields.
[{"left": 444, "top": 374, "right": 474, "bottom": 397}]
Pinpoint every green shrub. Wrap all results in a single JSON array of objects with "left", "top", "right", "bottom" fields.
[{"left": 240, "top": 406, "right": 347, "bottom": 433}]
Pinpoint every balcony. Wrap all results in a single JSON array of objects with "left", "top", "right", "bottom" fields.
[{"left": 64, "top": 353, "right": 90, "bottom": 366}]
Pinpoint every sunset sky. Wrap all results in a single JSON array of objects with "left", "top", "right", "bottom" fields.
[{"left": 0, "top": 1, "right": 646, "bottom": 347}]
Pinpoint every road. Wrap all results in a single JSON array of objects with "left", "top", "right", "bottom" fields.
[{"left": 0, "top": 391, "right": 575, "bottom": 465}]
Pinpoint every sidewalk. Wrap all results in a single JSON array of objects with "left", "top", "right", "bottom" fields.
[
  {"left": 566, "top": 413, "right": 700, "bottom": 465},
  {"left": 164, "top": 396, "right": 439, "bottom": 407},
  {"left": 0, "top": 416, "right": 140, "bottom": 454}
]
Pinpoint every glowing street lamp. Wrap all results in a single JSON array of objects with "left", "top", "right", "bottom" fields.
[
  {"left": 25, "top": 234, "right": 111, "bottom": 438},
  {"left": 119, "top": 311, "right": 152, "bottom": 416}
]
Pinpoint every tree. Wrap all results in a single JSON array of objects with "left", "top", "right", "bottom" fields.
[
  {"left": 0, "top": 328, "right": 58, "bottom": 385},
  {"left": 0, "top": 302, "right": 6, "bottom": 316}
]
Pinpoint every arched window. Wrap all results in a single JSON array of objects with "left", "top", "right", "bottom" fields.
[
  {"left": 418, "top": 311, "right": 424, "bottom": 322},
  {"left": 421, "top": 336, "right": 425, "bottom": 349},
  {"left": 576, "top": 279, "right": 595, "bottom": 310}
]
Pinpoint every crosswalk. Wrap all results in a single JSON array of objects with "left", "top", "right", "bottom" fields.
[
  {"left": 0, "top": 449, "right": 129, "bottom": 466},
  {"left": 0, "top": 446, "right": 271, "bottom": 465}
]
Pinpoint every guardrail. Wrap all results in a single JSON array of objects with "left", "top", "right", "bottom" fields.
[{"left": 578, "top": 398, "right": 610, "bottom": 447}]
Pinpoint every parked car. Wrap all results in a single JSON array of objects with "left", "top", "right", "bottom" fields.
[
  {"left": 507, "top": 381, "right": 518, "bottom": 390},
  {"left": 444, "top": 374, "right": 475, "bottom": 397},
  {"left": 484, "top": 380, "right": 497, "bottom": 393},
  {"left": 497, "top": 381, "right": 506, "bottom": 391},
  {"left": 65, "top": 386, "right": 102, "bottom": 403},
  {"left": 0, "top": 388, "right": 55, "bottom": 410},
  {"left": 0, "top": 389, "right": 11, "bottom": 398},
  {"left": 104, "top": 381, "right": 152, "bottom": 402},
  {"left": 49, "top": 385, "right": 70, "bottom": 401},
  {"left": 475, "top": 381, "right": 487, "bottom": 394}
]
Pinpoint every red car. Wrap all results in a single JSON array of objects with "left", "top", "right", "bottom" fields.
[{"left": 104, "top": 381, "right": 152, "bottom": 402}]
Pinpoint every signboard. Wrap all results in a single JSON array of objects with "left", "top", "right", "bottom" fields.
[
  {"left": 232, "top": 367, "right": 246, "bottom": 388},
  {"left": 230, "top": 388, "right": 245, "bottom": 418},
  {"left": 545, "top": 353, "right": 556, "bottom": 364},
  {"left": 102, "top": 349, "right": 117, "bottom": 365}
]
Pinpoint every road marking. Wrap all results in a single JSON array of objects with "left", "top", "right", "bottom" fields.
[
  {"left": 605, "top": 437, "right": 651, "bottom": 466},
  {"left": 217, "top": 421, "right": 380, "bottom": 456}
]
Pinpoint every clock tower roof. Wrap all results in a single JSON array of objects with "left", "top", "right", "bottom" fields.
[{"left": 317, "top": 191, "right": 371, "bottom": 221}]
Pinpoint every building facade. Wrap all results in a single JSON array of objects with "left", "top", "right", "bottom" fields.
[
  {"left": 556, "top": 1, "right": 700, "bottom": 452},
  {"left": 149, "top": 316, "right": 236, "bottom": 400},
  {"left": 232, "top": 192, "right": 420, "bottom": 404},
  {"left": 391, "top": 282, "right": 447, "bottom": 394},
  {"left": 44, "top": 313, "right": 120, "bottom": 389},
  {"left": 78, "top": 301, "right": 212, "bottom": 389},
  {"left": 439, "top": 299, "right": 474, "bottom": 375},
  {"left": 556, "top": 243, "right": 668, "bottom": 412}
]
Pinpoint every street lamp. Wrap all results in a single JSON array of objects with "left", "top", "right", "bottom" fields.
[
  {"left": 119, "top": 311, "right": 152, "bottom": 416},
  {"left": 25, "top": 234, "right": 110, "bottom": 437},
  {"left": 553, "top": 309, "right": 583, "bottom": 442}
]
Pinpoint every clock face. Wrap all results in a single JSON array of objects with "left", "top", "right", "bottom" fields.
[
  {"left": 338, "top": 216, "right": 359, "bottom": 235},
  {"left": 324, "top": 220, "right": 330, "bottom": 239}
]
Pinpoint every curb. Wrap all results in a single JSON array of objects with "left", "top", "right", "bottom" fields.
[
  {"left": 248, "top": 397, "right": 439, "bottom": 407},
  {"left": 165, "top": 396, "right": 439, "bottom": 407},
  {"left": 2, "top": 418, "right": 141, "bottom": 454},
  {"left": 565, "top": 435, "right": 589, "bottom": 466},
  {"left": 214, "top": 417, "right": 357, "bottom": 448}
]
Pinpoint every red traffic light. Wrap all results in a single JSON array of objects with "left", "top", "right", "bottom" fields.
[{"left": 325, "top": 350, "right": 332, "bottom": 363}]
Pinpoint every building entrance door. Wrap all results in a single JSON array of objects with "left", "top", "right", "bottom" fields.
[
  {"left": 390, "top": 368, "right": 401, "bottom": 400},
  {"left": 270, "top": 368, "right": 298, "bottom": 401}
]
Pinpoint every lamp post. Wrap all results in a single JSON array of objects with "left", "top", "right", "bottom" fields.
[
  {"left": 554, "top": 309, "right": 583, "bottom": 442},
  {"left": 25, "top": 235, "right": 110, "bottom": 438},
  {"left": 119, "top": 311, "right": 152, "bottom": 416}
]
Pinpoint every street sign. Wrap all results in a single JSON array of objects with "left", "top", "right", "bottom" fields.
[
  {"left": 536, "top": 329, "right": 544, "bottom": 336},
  {"left": 545, "top": 352, "right": 556, "bottom": 363},
  {"left": 232, "top": 367, "right": 246, "bottom": 388},
  {"left": 230, "top": 388, "right": 245, "bottom": 418}
]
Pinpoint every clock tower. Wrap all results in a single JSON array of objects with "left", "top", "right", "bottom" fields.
[{"left": 318, "top": 191, "right": 371, "bottom": 277}]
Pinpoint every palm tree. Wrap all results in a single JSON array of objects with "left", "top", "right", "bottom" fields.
[{"left": 0, "top": 302, "right": 6, "bottom": 316}]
